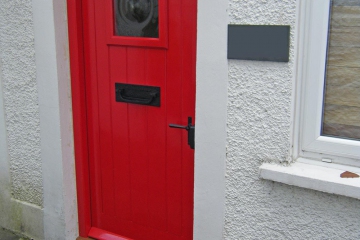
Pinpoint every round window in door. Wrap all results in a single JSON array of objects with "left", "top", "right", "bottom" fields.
[{"left": 114, "top": 0, "right": 159, "bottom": 38}]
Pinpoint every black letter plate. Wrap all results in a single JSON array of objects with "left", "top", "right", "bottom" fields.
[{"left": 115, "top": 83, "right": 160, "bottom": 107}]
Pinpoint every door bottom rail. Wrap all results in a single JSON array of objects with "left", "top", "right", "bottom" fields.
[{"left": 77, "top": 227, "right": 133, "bottom": 240}]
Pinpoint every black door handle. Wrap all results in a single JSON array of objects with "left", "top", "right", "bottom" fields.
[{"left": 169, "top": 117, "right": 195, "bottom": 149}]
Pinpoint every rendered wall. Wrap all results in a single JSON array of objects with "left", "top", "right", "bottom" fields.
[
  {"left": 0, "top": 0, "right": 43, "bottom": 207},
  {"left": 0, "top": 0, "right": 44, "bottom": 239},
  {"left": 225, "top": 1, "right": 360, "bottom": 239},
  {"left": 0, "top": 0, "right": 78, "bottom": 239}
]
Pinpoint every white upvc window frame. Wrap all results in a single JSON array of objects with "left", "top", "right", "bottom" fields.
[
  {"left": 260, "top": 0, "right": 360, "bottom": 201},
  {"left": 296, "top": 0, "right": 360, "bottom": 167}
]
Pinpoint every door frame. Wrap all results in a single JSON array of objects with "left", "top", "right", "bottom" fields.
[
  {"left": 67, "top": 0, "right": 92, "bottom": 236},
  {"left": 67, "top": 0, "right": 227, "bottom": 239}
]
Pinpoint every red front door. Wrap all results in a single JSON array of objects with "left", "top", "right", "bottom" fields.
[{"left": 81, "top": 1, "right": 196, "bottom": 239}]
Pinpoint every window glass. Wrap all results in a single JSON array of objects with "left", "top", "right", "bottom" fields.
[
  {"left": 114, "top": 0, "right": 159, "bottom": 38},
  {"left": 322, "top": 0, "right": 360, "bottom": 140}
]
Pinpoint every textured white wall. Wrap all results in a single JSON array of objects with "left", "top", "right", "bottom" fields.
[
  {"left": 226, "top": 0, "right": 360, "bottom": 239},
  {"left": 0, "top": 0, "right": 43, "bottom": 206},
  {"left": 0, "top": 0, "right": 78, "bottom": 239},
  {"left": 0, "top": 1, "right": 44, "bottom": 238},
  {"left": 0, "top": 53, "right": 9, "bottom": 220}
]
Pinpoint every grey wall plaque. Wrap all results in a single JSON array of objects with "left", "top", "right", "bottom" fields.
[{"left": 228, "top": 25, "right": 290, "bottom": 62}]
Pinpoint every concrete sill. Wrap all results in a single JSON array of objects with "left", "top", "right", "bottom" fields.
[{"left": 259, "top": 158, "right": 360, "bottom": 200}]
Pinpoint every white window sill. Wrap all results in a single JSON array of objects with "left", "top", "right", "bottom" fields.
[{"left": 259, "top": 158, "right": 360, "bottom": 200}]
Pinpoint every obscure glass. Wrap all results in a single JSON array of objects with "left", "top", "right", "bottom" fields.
[
  {"left": 321, "top": 0, "right": 360, "bottom": 140},
  {"left": 114, "top": 0, "right": 159, "bottom": 38}
]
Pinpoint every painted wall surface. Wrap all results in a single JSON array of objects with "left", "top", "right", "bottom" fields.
[
  {"left": 194, "top": 0, "right": 228, "bottom": 239},
  {"left": 32, "top": 0, "right": 78, "bottom": 238},
  {"left": 0, "top": 0, "right": 78, "bottom": 239},
  {"left": 0, "top": 0, "right": 43, "bottom": 206},
  {"left": 225, "top": 0, "right": 360, "bottom": 239},
  {"left": 0, "top": 0, "right": 45, "bottom": 238}
]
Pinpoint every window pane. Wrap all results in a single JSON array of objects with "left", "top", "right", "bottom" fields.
[
  {"left": 322, "top": 0, "right": 360, "bottom": 140},
  {"left": 114, "top": 0, "right": 159, "bottom": 38}
]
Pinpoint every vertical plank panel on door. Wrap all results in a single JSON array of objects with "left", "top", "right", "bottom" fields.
[
  {"left": 126, "top": 47, "right": 149, "bottom": 227},
  {"left": 166, "top": 0, "right": 184, "bottom": 236},
  {"left": 83, "top": 0, "right": 103, "bottom": 227},
  {"left": 146, "top": 49, "right": 168, "bottom": 231},
  {"left": 181, "top": 0, "right": 197, "bottom": 236},
  {"left": 93, "top": 1, "right": 116, "bottom": 223},
  {"left": 110, "top": 46, "right": 132, "bottom": 223}
]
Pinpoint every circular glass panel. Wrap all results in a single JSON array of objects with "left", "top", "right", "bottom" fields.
[
  {"left": 124, "top": 0, "right": 152, "bottom": 23},
  {"left": 114, "top": 0, "right": 159, "bottom": 38}
]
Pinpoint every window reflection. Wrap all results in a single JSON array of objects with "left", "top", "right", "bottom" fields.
[
  {"left": 322, "top": 0, "right": 360, "bottom": 140},
  {"left": 114, "top": 0, "right": 159, "bottom": 38}
]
